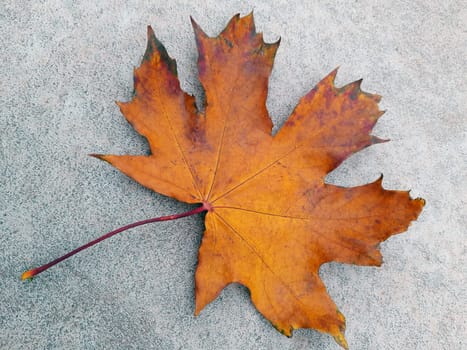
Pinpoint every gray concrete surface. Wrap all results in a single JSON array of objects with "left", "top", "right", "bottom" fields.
[{"left": 1, "top": 1, "right": 465, "bottom": 349}]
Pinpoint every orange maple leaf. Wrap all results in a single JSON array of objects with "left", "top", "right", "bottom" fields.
[
  {"left": 25, "top": 13, "right": 424, "bottom": 349},
  {"left": 94, "top": 13, "right": 424, "bottom": 348}
]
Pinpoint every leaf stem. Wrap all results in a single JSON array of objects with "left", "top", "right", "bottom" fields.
[{"left": 21, "top": 204, "right": 208, "bottom": 280}]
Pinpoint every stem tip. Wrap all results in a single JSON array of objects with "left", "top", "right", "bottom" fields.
[{"left": 21, "top": 269, "right": 37, "bottom": 280}]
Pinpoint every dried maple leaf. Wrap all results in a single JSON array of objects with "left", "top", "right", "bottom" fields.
[{"left": 23, "top": 13, "right": 425, "bottom": 349}]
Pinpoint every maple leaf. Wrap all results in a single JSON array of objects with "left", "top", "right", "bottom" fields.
[
  {"left": 23, "top": 13, "right": 424, "bottom": 349},
  {"left": 95, "top": 13, "right": 425, "bottom": 347}
]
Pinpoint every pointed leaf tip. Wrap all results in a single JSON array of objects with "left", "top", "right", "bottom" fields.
[
  {"left": 240, "top": 11, "right": 256, "bottom": 34},
  {"left": 190, "top": 15, "right": 198, "bottom": 28},
  {"left": 376, "top": 173, "right": 384, "bottom": 184},
  {"left": 371, "top": 135, "right": 389, "bottom": 144},
  {"left": 220, "top": 12, "right": 256, "bottom": 39},
  {"left": 141, "top": 26, "right": 178, "bottom": 75},
  {"left": 147, "top": 25, "right": 155, "bottom": 38},
  {"left": 354, "top": 78, "right": 363, "bottom": 89},
  {"left": 89, "top": 154, "right": 109, "bottom": 163},
  {"left": 328, "top": 67, "right": 339, "bottom": 83},
  {"left": 88, "top": 153, "right": 102, "bottom": 159},
  {"left": 376, "top": 109, "right": 386, "bottom": 118},
  {"left": 191, "top": 16, "right": 208, "bottom": 40},
  {"left": 340, "top": 79, "right": 363, "bottom": 96},
  {"left": 333, "top": 333, "right": 349, "bottom": 350}
]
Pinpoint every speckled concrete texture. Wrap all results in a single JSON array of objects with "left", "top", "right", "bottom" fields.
[{"left": 1, "top": 1, "right": 465, "bottom": 349}]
